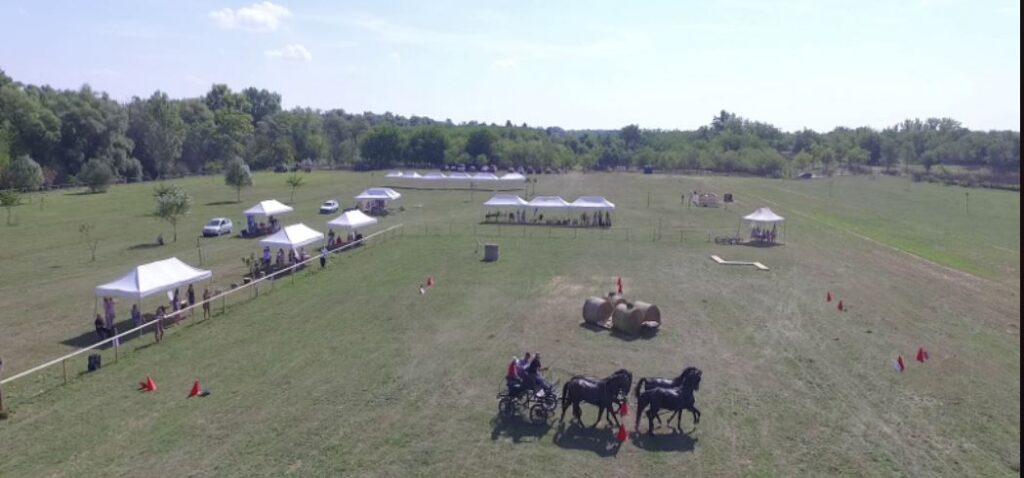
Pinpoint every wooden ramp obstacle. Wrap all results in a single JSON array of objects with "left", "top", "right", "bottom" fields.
[{"left": 710, "top": 255, "right": 770, "bottom": 271}]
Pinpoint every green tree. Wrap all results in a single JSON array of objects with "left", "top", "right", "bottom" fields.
[
  {"left": 78, "top": 223, "right": 99, "bottom": 261},
  {"left": 464, "top": 129, "right": 496, "bottom": 161},
  {"left": 0, "top": 189, "right": 21, "bottom": 226},
  {"left": 223, "top": 157, "right": 253, "bottom": 202},
  {"left": 2, "top": 155, "right": 43, "bottom": 190},
  {"left": 360, "top": 125, "right": 403, "bottom": 169},
  {"left": 153, "top": 183, "right": 191, "bottom": 242},
  {"left": 78, "top": 158, "right": 114, "bottom": 193},
  {"left": 285, "top": 173, "right": 305, "bottom": 204},
  {"left": 127, "top": 91, "right": 184, "bottom": 178},
  {"left": 405, "top": 127, "right": 448, "bottom": 167},
  {"left": 620, "top": 124, "right": 642, "bottom": 150},
  {"left": 242, "top": 87, "right": 282, "bottom": 125}
]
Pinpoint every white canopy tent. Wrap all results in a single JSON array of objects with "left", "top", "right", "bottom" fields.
[
  {"left": 327, "top": 209, "right": 378, "bottom": 230},
  {"left": 500, "top": 172, "right": 526, "bottom": 181},
  {"left": 259, "top": 223, "right": 324, "bottom": 251},
  {"left": 472, "top": 172, "right": 500, "bottom": 181},
  {"left": 354, "top": 188, "right": 402, "bottom": 201},
  {"left": 528, "top": 196, "right": 571, "bottom": 209},
  {"left": 244, "top": 199, "right": 293, "bottom": 217},
  {"left": 95, "top": 257, "right": 212, "bottom": 300},
  {"left": 385, "top": 171, "right": 403, "bottom": 178},
  {"left": 404, "top": 171, "right": 422, "bottom": 178},
  {"left": 422, "top": 172, "right": 447, "bottom": 180},
  {"left": 483, "top": 194, "right": 528, "bottom": 208},
  {"left": 570, "top": 196, "right": 616, "bottom": 211},
  {"left": 447, "top": 172, "right": 472, "bottom": 180},
  {"left": 743, "top": 207, "right": 785, "bottom": 224}
]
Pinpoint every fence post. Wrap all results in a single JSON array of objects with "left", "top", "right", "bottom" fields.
[
  {"left": 0, "top": 357, "right": 6, "bottom": 417},
  {"left": 114, "top": 341, "right": 119, "bottom": 362},
  {"left": 62, "top": 359, "right": 68, "bottom": 385}
]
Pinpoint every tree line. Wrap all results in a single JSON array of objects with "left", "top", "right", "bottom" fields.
[{"left": 1, "top": 68, "right": 1019, "bottom": 191}]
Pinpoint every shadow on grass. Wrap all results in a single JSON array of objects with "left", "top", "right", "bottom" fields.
[
  {"left": 489, "top": 415, "right": 552, "bottom": 444},
  {"left": 205, "top": 200, "right": 239, "bottom": 206},
  {"left": 551, "top": 422, "right": 622, "bottom": 457},
  {"left": 127, "top": 242, "right": 163, "bottom": 251},
  {"left": 63, "top": 191, "right": 100, "bottom": 196},
  {"left": 630, "top": 427, "right": 698, "bottom": 453},
  {"left": 578, "top": 322, "right": 657, "bottom": 342}
]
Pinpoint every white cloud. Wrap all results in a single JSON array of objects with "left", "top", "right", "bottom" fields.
[
  {"left": 265, "top": 44, "right": 313, "bottom": 61},
  {"left": 184, "top": 75, "right": 207, "bottom": 87},
  {"left": 491, "top": 58, "right": 519, "bottom": 71},
  {"left": 210, "top": 2, "right": 291, "bottom": 32},
  {"left": 388, "top": 52, "right": 402, "bottom": 62}
]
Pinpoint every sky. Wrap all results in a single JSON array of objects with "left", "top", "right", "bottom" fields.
[{"left": 0, "top": 0, "right": 1019, "bottom": 132}]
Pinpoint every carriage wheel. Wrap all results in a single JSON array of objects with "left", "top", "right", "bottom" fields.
[
  {"left": 498, "top": 397, "right": 517, "bottom": 418},
  {"left": 529, "top": 404, "right": 549, "bottom": 425}
]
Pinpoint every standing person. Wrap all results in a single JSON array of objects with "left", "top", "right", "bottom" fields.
[
  {"left": 153, "top": 307, "right": 165, "bottom": 343},
  {"left": 131, "top": 304, "right": 142, "bottom": 334},
  {"left": 187, "top": 284, "right": 196, "bottom": 316},
  {"left": 103, "top": 297, "right": 116, "bottom": 331},
  {"left": 202, "top": 288, "right": 212, "bottom": 319},
  {"left": 319, "top": 245, "right": 328, "bottom": 268},
  {"left": 171, "top": 289, "right": 180, "bottom": 324},
  {"left": 94, "top": 314, "right": 110, "bottom": 340}
]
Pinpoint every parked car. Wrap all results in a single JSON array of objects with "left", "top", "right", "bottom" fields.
[
  {"left": 202, "top": 217, "right": 233, "bottom": 237},
  {"left": 274, "top": 164, "right": 288, "bottom": 173},
  {"left": 319, "top": 199, "right": 340, "bottom": 214}
]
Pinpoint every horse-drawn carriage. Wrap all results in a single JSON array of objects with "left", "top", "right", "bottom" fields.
[{"left": 496, "top": 379, "right": 560, "bottom": 425}]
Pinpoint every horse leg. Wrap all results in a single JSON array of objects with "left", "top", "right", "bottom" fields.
[
  {"left": 559, "top": 399, "right": 569, "bottom": 423},
  {"left": 591, "top": 406, "right": 604, "bottom": 428},
  {"left": 692, "top": 406, "right": 701, "bottom": 425},
  {"left": 647, "top": 407, "right": 657, "bottom": 435}
]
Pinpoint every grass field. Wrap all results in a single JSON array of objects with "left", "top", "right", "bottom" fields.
[{"left": 0, "top": 172, "right": 1019, "bottom": 477}]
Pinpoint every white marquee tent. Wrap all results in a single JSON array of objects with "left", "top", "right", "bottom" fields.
[
  {"left": 743, "top": 207, "right": 785, "bottom": 224},
  {"left": 447, "top": 172, "right": 472, "bottom": 180},
  {"left": 472, "top": 172, "right": 500, "bottom": 181},
  {"left": 404, "top": 171, "right": 422, "bottom": 178},
  {"left": 259, "top": 223, "right": 324, "bottom": 250},
  {"left": 483, "top": 194, "right": 528, "bottom": 208},
  {"left": 500, "top": 172, "right": 526, "bottom": 181},
  {"left": 95, "top": 257, "right": 212, "bottom": 300},
  {"left": 327, "top": 209, "right": 378, "bottom": 230},
  {"left": 570, "top": 196, "right": 616, "bottom": 211},
  {"left": 422, "top": 172, "right": 447, "bottom": 180},
  {"left": 385, "top": 171, "right": 403, "bottom": 178},
  {"left": 527, "top": 196, "right": 571, "bottom": 209},
  {"left": 354, "top": 188, "right": 402, "bottom": 201},
  {"left": 244, "top": 199, "right": 293, "bottom": 217}
]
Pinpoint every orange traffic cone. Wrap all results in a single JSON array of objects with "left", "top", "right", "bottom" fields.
[
  {"left": 188, "top": 380, "right": 202, "bottom": 398},
  {"left": 616, "top": 424, "right": 628, "bottom": 442},
  {"left": 426, "top": 276, "right": 434, "bottom": 287},
  {"left": 837, "top": 300, "right": 844, "bottom": 312},
  {"left": 619, "top": 401, "right": 629, "bottom": 417},
  {"left": 826, "top": 292, "right": 832, "bottom": 302},
  {"left": 916, "top": 347, "right": 929, "bottom": 363},
  {"left": 139, "top": 375, "right": 157, "bottom": 392}
]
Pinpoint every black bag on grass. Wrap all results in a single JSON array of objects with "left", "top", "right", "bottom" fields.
[{"left": 87, "top": 354, "right": 101, "bottom": 372}]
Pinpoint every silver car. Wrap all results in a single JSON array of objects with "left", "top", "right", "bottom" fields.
[{"left": 202, "top": 217, "right": 233, "bottom": 237}]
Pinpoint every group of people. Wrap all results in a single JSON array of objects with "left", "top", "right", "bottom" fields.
[
  {"left": 261, "top": 246, "right": 309, "bottom": 271},
  {"left": 245, "top": 215, "right": 281, "bottom": 237},
  {"left": 326, "top": 228, "right": 363, "bottom": 250},
  {"left": 751, "top": 225, "right": 778, "bottom": 244},
  {"left": 506, "top": 352, "right": 551, "bottom": 396},
  {"left": 92, "top": 284, "right": 214, "bottom": 344}
]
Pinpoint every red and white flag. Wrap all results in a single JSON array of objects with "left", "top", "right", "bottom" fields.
[
  {"left": 893, "top": 355, "right": 905, "bottom": 372},
  {"left": 916, "top": 347, "right": 929, "bottom": 363}
]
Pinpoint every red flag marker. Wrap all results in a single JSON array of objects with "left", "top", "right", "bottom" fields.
[
  {"left": 916, "top": 347, "right": 929, "bottom": 363},
  {"left": 826, "top": 292, "right": 832, "bottom": 302},
  {"left": 616, "top": 277, "right": 623, "bottom": 294},
  {"left": 619, "top": 401, "right": 629, "bottom": 417},
  {"left": 616, "top": 424, "right": 628, "bottom": 442},
  {"left": 139, "top": 375, "right": 157, "bottom": 392},
  {"left": 837, "top": 300, "right": 845, "bottom": 312},
  {"left": 426, "top": 276, "right": 434, "bottom": 287},
  {"left": 894, "top": 355, "right": 905, "bottom": 372},
  {"left": 188, "top": 380, "right": 202, "bottom": 398}
]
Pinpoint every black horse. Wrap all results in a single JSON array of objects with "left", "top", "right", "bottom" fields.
[
  {"left": 634, "top": 367, "right": 700, "bottom": 425},
  {"left": 635, "top": 367, "right": 702, "bottom": 434},
  {"left": 560, "top": 369, "right": 633, "bottom": 428}
]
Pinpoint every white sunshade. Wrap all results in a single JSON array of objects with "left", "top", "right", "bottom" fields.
[
  {"left": 422, "top": 172, "right": 447, "bottom": 180},
  {"left": 472, "top": 172, "right": 500, "bottom": 181},
  {"left": 259, "top": 223, "right": 325, "bottom": 250},
  {"left": 527, "top": 196, "right": 571, "bottom": 209},
  {"left": 354, "top": 188, "right": 402, "bottom": 201},
  {"left": 95, "top": 257, "right": 212, "bottom": 300},
  {"left": 571, "top": 196, "right": 616, "bottom": 211},
  {"left": 404, "top": 171, "right": 422, "bottom": 178},
  {"left": 483, "top": 194, "right": 528, "bottom": 208},
  {"left": 743, "top": 207, "right": 785, "bottom": 224},
  {"left": 327, "top": 209, "right": 379, "bottom": 230},
  {"left": 447, "top": 172, "right": 472, "bottom": 180},
  {"left": 500, "top": 173, "right": 526, "bottom": 181},
  {"left": 385, "top": 171, "right": 403, "bottom": 178},
  {"left": 244, "top": 199, "right": 294, "bottom": 217}
]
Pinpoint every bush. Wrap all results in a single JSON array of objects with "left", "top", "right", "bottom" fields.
[
  {"left": 2, "top": 155, "right": 44, "bottom": 191},
  {"left": 120, "top": 158, "right": 144, "bottom": 183},
  {"left": 79, "top": 159, "right": 115, "bottom": 193}
]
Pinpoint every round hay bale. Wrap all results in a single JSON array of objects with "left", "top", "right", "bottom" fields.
[
  {"left": 612, "top": 303, "right": 640, "bottom": 335},
  {"left": 605, "top": 292, "right": 627, "bottom": 306},
  {"left": 582, "top": 297, "right": 613, "bottom": 326},
  {"left": 633, "top": 301, "right": 661, "bottom": 333}
]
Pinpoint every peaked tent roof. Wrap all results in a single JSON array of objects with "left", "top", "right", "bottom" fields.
[
  {"left": 527, "top": 196, "right": 571, "bottom": 208},
  {"left": 259, "top": 223, "right": 325, "bottom": 250},
  {"left": 422, "top": 172, "right": 447, "bottom": 180},
  {"left": 500, "top": 172, "right": 526, "bottom": 181},
  {"left": 385, "top": 171, "right": 403, "bottom": 178},
  {"left": 483, "top": 194, "right": 528, "bottom": 208},
  {"left": 244, "top": 199, "right": 294, "bottom": 216},
  {"left": 354, "top": 188, "right": 402, "bottom": 200},
  {"left": 743, "top": 207, "right": 785, "bottom": 223},
  {"left": 327, "top": 209, "right": 379, "bottom": 229},
  {"left": 447, "top": 172, "right": 472, "bottom": 180},
  {"left": 472, "top": 172, "right": 500, "bottom": 181},
  {"left": 570, "top": 196, "right": 616, "bottom": 210},
  {"left": 404, "top": 171, "right": 422, "bottom": 178},
  {"left": 95, "top": 257, "right": 212, "bottom": 300}
]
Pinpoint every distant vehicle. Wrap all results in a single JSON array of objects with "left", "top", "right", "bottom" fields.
[
  {"left": 202, "top": 217, "right": 233, "bottom": 237},
  {"left": 456, "top": 164, "right": 466, "bottom": 172},
  {"left": 468, "top": 165, "right": 478, "bottom": 172},
  {"left": 798, "top": 172, "right": 815, "bottom": 179},
  {"left": 274, "top": 164, "right": 288, "bottom": 173},
  {"left": 643, "top": 165, "right": 654, "bottom": 174},
  {"left": 319, "top": 199, "right": 340, "bottom": 214}
]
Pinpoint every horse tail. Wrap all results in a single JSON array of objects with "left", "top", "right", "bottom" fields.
[
  {"left": 635, "top": 392, "right": 648, "bottom": 432},
  {"left": 634, "top": 377, "right": 646, "bottom": 401},
  {"left": 561, "top": 379, "right": 571, "bottom": 405}
]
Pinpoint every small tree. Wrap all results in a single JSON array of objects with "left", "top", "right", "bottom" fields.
[
  {"left": 78, "top": 159, "right": 115, "bottom": 193},
  {"left": 2, "top": 155, "right": 43, "bottom": 191},
  {"left": 224, "top": 157, "right": 253, "bottom": 203},
  {"left": 79, "top": 223, "right": 100, "bottom": 261},
  {"left": 285, "top": 173, "right": 305, "bottom": 204},
  {"left": 0, "top": 190, "right": 21, "bottom": 226},
  {"left": 153, "top": 183, "right": 192, "bottom": 242}
]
